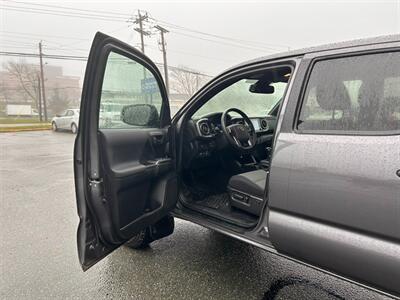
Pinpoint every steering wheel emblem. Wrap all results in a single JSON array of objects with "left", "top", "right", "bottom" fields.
[{"left": 220, "top": 108, "right": 257, "bottom": 151}]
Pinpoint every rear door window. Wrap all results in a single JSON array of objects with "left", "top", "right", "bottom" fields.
[{"left": 297, "top": 52, "right": 400, "bottom": 133}]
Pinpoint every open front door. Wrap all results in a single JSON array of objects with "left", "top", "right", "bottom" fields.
[{"left": 74, "top": 32, "right": 177, "bottom": 270}]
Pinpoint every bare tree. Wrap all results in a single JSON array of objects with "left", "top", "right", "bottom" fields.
[
  {"left": 170, "top": 66, "right": 208, "bottom": 97},
  {"left": 0, "top": 80, "right": 11, "bottom": 104},
  {"left": 3, "top": 60, "right": 40, "bottom": 110}
]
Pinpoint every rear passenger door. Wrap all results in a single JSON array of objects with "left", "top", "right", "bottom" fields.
[{"left": 268, "top": 47, "right": 400, "bottom": 295}]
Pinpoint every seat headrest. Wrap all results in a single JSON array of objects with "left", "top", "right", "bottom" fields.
[
  {"left": 357, "top": 82, "right": 380, "bottom": 107},
  {"left": 315, "top": 81, "right": 351, "bottom": 111}
]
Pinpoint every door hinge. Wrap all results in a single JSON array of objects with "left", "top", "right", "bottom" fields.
[
  {"left": 89, "top": 178, "right": 103, "bottom": 188},
  {"left": 88, "top": 178, "right": 104, "bottom": 203}
]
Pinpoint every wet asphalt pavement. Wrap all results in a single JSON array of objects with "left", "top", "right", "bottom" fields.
[{"left": 0, "top": 131, "right": 392, "bottom": 299}]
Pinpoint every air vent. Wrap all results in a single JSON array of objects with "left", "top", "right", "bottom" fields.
[
  {"left": 260, "top": 119, "right": 269, "bottom": 130},
  {"left": 199, "top": 122, "right": 210, "bottom": 136}
]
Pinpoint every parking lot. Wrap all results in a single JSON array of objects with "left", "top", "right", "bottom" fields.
[{"left": 0, "top": 131, "right": 390, "bottom": 299}]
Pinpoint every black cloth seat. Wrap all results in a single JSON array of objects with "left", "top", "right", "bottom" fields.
[{"left": 228, "top": 169, "right": 267, "bottom": 199}]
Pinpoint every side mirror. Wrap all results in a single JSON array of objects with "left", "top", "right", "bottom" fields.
[
  {"left": 249, "top": 83, "right": 275, "bottom": 94},
  {"left": 121, "top": 104, "right": 159, "bottom": 127}
]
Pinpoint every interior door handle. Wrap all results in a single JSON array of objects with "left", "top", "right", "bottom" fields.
[
  {"left": 149, "top": 132, "right": 165, "bottom": 145},
  {"left": 146, "top": 158, "right": 172, "bottom": 176}
]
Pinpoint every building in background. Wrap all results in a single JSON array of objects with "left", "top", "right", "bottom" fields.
[{"left": 0, "top": 62, "right": 81, "bottom": 117}]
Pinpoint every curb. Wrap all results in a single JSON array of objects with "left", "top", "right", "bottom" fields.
[{"left": 0, "top": 127, "right": 52, "bottom": 133}]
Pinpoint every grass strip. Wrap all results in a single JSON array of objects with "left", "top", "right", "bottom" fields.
[{"left": 0, "top": 124, "right": 52, "bottom": 132}]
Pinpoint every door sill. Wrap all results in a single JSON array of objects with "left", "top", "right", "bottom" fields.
[
  {"left": 172, "top": 205, "right": 274, "bottom": 247},
  {"left": 179, "top": 193, "right": 259, "bottom": 229}
]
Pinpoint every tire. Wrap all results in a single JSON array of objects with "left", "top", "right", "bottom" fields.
[
  {"left": 52, "top": 122, "right": 58, "bottom": 132},
  {"left": 71, "top": 123, "right": 78, "bottom": 134},
  {"left": 125, "top": 228, "right": 151, "bottom": 249},
  {"left": 125, "top": 215, "right": 174, "bottom": 250}
]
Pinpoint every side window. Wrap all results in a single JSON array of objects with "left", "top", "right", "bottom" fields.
[
  {"left": 66, "top": 110, "right": 74, "bottom": 116},
  {"left": 99, "top": 51, "right": 163, "bottom": 129},
  {"left": 298, "top": 52, "right": 400, "bottom": 133}
]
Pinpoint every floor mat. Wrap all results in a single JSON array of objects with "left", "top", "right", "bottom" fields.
[
  {"left": 182, "top": 193, "right": 258, "bottom": 228},
  {"left": 196, "top": 193, "right": 230, "bottom": 209}
]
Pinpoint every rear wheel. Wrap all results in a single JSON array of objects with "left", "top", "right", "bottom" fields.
[
  {"left": 71, "top": 123, "right": 78, "bottom": 134},
  {"left": 52, "top": 122, "right": 58, "bottom": 132}
]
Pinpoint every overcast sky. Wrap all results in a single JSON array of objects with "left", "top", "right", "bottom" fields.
[{"left": 1, "top": 0, "right": 399, "bottom": 81}]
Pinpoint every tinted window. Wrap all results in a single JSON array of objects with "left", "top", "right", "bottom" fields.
[
  {"left": 98, "top": 51, "right": 162, "bottom": 129},
  {"left": 298, "top": 52, "right": 400, "bottom": 133}
]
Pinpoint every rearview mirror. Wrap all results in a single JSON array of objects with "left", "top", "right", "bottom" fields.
[
  {"left": 249, "top": 83, "right": 275, "bottom": 94},
  {"left": 121, "top": 104, "right": 159, "bottom": 127}
]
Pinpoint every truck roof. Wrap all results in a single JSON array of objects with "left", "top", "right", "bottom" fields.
[{"left": 231, "top": 34, "right": 400, "bottom": 71}]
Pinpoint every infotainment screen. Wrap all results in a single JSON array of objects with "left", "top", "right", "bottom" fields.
[{"left": 250, "top": 119, "right": 260, "bottom": 131}]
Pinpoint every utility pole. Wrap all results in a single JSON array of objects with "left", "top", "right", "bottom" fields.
[
  {"left": 37, "top": 74, "right": 42, "bottom": 122},
  {"left": 133, "top": 10, "right": 150, "bottom": 54},
  {"left": 38, "top": 41, "right": 48, "bottom": 121},
  {"left": 155, "top": 25, "right": 169, "bottom": 95},
  {"left": 195, "top": 72, "right": 200, "bottom": 91}
]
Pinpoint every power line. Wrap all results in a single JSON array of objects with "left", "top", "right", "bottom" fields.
[
  {"left": 1, "top": 44, "right": 39, "bottom": 50},
  {"left": 1, "top": 26, "right": 129, "bottom": 52},
  {"left": 0, "top": 43, "right": 89, "bottom": 56},
  {"left": 0, "top": 51, "right": 88, "bottom": 61},
  {"left": 2, "top": 86, "right": 82, "bottom": 91},
  {"left": 0, "top": 51, "right": 214, "bottom": 77},
  {"left": 1, "top": 39, "right": 37, "bottom": 46},
  {"left": 55, "top": 24, "right": 129, "bottom": 50},
  {"left": 1, "top": 2, "right": 130, "bottom": 21},
  {"left": 1, "top": 35, "right": 83, "bottom": 50},
  {"left": 1, "top": 2, "right": 290, "bottom": 52},
  {"left": 3, "top": 0, "right": 133, "bottom": 18},
  {"left": 3, "top": 0, "right": 289, "bottom": 50},
  {"left": 150, "top": 17, "right": 290, "bottom": 51},
  {"left": 1, "top": 33, "right": 268, "bottom": 66},
  {"left": 0, "top": 6, "right": 128, "bottom": 22},
  {"left": 145, "top": 44, "right": 234, "bottom": 63},
  {"left": 169, "top": 30, "right": 277, "bottom": 53},
  {"left": 0, "top": 30, "right": 89, "bottom": 41}
]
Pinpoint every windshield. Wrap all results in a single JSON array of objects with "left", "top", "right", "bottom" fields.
[{"left": 193, "top": 79, "right": 287, "bottom": 119}]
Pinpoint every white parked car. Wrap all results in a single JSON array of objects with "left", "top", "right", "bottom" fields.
[{"left": 51, "top": 109, "right": 79, "bottom": 133}]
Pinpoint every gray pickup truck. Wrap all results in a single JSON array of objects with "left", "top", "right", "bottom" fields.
[{"left": 74, "top": 33, "right": 400, "bottom": 297}]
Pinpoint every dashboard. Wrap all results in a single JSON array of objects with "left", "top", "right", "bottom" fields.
[
  {"left": 181, "top": 112, "right": 277, "bottom": 165},
  {"left": 195, "top": 113, "right": 274, "bottom": 138}
]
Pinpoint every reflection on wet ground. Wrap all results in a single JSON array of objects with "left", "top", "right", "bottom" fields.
[{"left": 0, "top": 131, "right": 389, "bottom": 299}]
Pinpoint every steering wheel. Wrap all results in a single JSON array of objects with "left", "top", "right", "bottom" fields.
[{"left": 221, "top": 108, "right": 257, "bottom": 151}]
